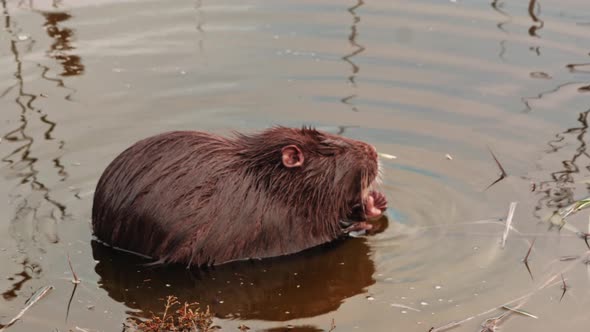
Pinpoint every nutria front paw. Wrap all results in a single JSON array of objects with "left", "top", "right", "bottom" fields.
[{"left": 370, "top": 191, "right": 387, "bottom": 211}]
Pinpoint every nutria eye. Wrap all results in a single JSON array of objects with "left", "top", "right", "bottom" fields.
[
  {"left": 322, "top": 138, "right": 350, "bottom": 148},
  {"left": 317, "top": 139, "right": 350, "bottom": 156}
]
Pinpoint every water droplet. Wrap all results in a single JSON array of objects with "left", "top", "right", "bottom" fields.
[
  {"left": 420, "top": 301, "right": 428, "bottom": 306},
  {"left": 366, "top": 296, "right": 375, "bottom": 301},
  {"left": 435, "top": 285, "right": 442, "bottom": 289},
  {"left": 17, "top": 34, "right": 29, "bottom": 41}
]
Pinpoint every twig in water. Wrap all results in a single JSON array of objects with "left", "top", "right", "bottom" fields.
[
  {"left": 0, "top": 285, "right": 54, "bottom": 332},
  {"left": 523, "top": 238, "right": 536, "bottom": 280},
  {"left": 560, "top": 255, "right": 580, "bottom": 261},
  {"left": 480, "top": 311, "right": 510, "bottom": 332},
  {"left": 67, "top": 253, "right": 80, "bottom": 284},
  {"left": 65, "top": 283, "right": 78, "bottom": 322},
  {"left": 502, "top": 305, "right": 538, "bottom": 319},
  {"left": 559, "top": 274, "right": 568, "bottom": 302},
  {"left": 484, "top": 146, "right": 508, "bottom": 191},
  {"left": 501, "top": 202, "right": 518, "bottom": 248},
  {"left": 390, "top": 303, "right": 421, "bottom": 312},
  {"left": 583, "top": 233, "right": 590, "bottom": 250},
  {"left": 328, "top": 318, "right": 336, "bottom": 332}
]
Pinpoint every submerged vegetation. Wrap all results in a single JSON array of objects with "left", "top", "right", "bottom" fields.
[{"left": 125, "top": 296, "right": 214, "bottom": 332}]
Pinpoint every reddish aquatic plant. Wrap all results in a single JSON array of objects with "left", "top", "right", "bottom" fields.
[{"left": 126, "top": 296, "right": 214, "bottom": 332}]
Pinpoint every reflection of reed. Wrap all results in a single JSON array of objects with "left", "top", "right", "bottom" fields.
[
  {"left": 2, "top": 0, "right": 68, "bottom": 216},
  {"left": 194, "top": 0, "right": 204, "bottom": 52},
  {"left": 490, "top": 0, "right": 511, "bottom": 32},
  {"left": 527, "top": 0, "right": 544, "bottom": 37},
  {"left": 490, "top": 0, "right": 511, "bottom": 61},
  {"left": 521, "top": 82, "right": 585, "bottom": 113},
  {"left": 0, "top": 0, "right": 81, "bottom": 300},
  {"left": 42, "top": 11, "right": 84, "bottom": 77},
  {"left": 341, "top": 0, "right": 365, "bottom": 112},
  {"left": 566, "top": 62, "right": 590, "bottom": 74},
  {"left": 535, "top": 110, "right": 590, "bottom": 215}
]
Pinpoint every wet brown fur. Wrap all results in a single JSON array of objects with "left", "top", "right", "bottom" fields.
[{"left": 92, "top": 127, "right": 380, "bottom": 266}]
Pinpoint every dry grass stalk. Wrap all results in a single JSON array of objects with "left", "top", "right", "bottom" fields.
[
  {"left": 501, "top": 202, "right": 518, "bottom": 248},
  {"left": 559, "top": 274, "right": 568, "bottom": 302},
  {"left": 428, "top": 252, "right": 589, "bottom": 332},
  {"left": 523, "top": 238, "right": 536, "bottom": 280},
  {"left": 484, "top": 146, "right": 508, "bottom": 191},
  {"left": 67, "top": 253, "right": 80, "bottom": 284},
  {"left": 0, "top": 285, "right": 53, "bottom": 332}
]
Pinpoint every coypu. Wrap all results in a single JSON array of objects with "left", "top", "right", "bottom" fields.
[{"left": 92, "top": 127, "right": 387, "bottom": 266}]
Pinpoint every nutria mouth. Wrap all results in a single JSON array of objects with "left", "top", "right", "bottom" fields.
[{"left": 340, "top": 178, "right": 387, "bottom": 234}]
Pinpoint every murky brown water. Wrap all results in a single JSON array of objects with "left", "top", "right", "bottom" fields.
[{"left": 1, "top": 0, "right": 590, "bottom": 331}]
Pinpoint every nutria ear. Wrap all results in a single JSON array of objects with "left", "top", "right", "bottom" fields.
[{"left": 281, "top": 145, "right": 304, "bottom": 168}]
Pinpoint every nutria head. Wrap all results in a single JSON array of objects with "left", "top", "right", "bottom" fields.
[{"left": 235, "top": 126, "right": 381, "bottom": 224}]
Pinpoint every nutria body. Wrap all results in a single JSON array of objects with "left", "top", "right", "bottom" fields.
[{"left": 92, "top": 127, "right": 387, "bottom": 266}]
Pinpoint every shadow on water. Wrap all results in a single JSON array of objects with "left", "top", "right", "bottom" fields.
[
  {"left": 535, "top": 110, "right": 590, "bottom": 216},
  {"left": 0, "top": 0, "right": 83, "bottom": 301},
  {"left": 340, "top": 0, "right": 364, "bottom": 113},
  {"left": 92, "top": 216, "right": 388, "bottom": 323}
]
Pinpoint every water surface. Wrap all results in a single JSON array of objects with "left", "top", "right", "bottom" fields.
[{"left": 1, "top": 0, "right": 590, "bottom": 331}]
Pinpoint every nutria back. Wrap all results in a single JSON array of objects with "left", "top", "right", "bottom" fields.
[{"left": 92, "top": 127, "right": 383, "bottom": 266}]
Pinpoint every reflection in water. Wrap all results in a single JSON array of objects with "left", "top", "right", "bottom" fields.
[
  {"left": 526, "top": 0, "right": 543, "bottom": 57},
  {"left": 336, "top": 125, "right": 358, "bottom": 135},
  {"left": 1, "top": 258, "right": 41, "bottom": 300},
  {"left": 566, "top": 62, "right": 590, "bottom": 74},
  {"left": 194, "top": 0, "right": 205, "bottom": 52},
  {"left": 341, "top": 0, "right": 364, "bottom": 113},
  {"left": 535, "top": 110, "right": 590, "bottom": 216},
  {"left": 0, "top": 0, "right": 82, "bottom": 301},
  {"left": 490, "top": 0, "right": 510, "bottom": 32},
  {"left": 41, "top": 11, "right": 84, "bottom": 76},
  {"left": 527, "top": 0, "right": 544, "bottom": 38},
  {"left": 490, "top": 0, "right": 510, "bottom": 61},
  {"left": 93, "top": 216, "right": 388, "bottom": 322},
  {"left": 521, "top": 82, "right": 584, "bottom": 113}
]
